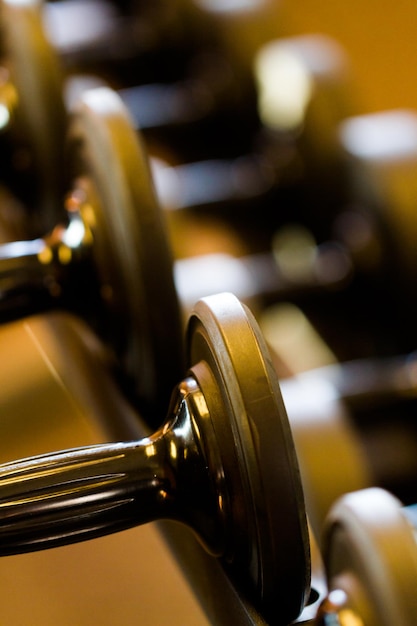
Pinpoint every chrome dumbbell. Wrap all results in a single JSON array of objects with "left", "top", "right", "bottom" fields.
[
  {"left": 9, "top": 2, "right": 354, "bottom": 243},
  {"left": 0, "top": 311, "right": 212, "bottom": 624},
  {"left": 317, "top": 487, "right": 417, "bottom": 626},
  {"left": 44, "top": 0, "right": 263, "bottom": 164},
  {"left": 0, "top": 0, "right": 67, "bottom": 233},
  {"left": 0, "top": 85, "right": 184, "bottom": 424},
  {"left": 0, "top": 292, "right": 310, "bottom": 625},
  {"left": 114, "top": 33, "right": 353, "bottom": 207},
  {"left": 0, "top": 76, "right": 346, "bottom": 421},
  {"left": 55, "top": 6, "right": 352, "bottom": 189}
]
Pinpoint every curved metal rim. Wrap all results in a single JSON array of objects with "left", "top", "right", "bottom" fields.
[
  {"left": 67, "top": 86, "right": 184, "bottom": 423},
  {"left": 323, "top": 487, "right": 417, "bottom": 625},
  {"left": 1, "top": 0, "right": 66, "bottom": 224},
  {"left": 187, "top": 292, "right": 310, "bottom": 624}
]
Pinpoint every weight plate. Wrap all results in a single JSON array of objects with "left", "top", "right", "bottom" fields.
[
  {"left": 68, "top": 86, "right": 184, "bottom": 425},
  {"left": 187, "top": 292, "right": 310, "bottom": 624},
  {"left": 1, "top": 0, "right": 67, "bottom": 229},
  {"left": 323, "top": 487, "right": 417, "bottom": 626}
]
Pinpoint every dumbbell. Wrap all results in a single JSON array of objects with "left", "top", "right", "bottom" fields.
[
  {"left": 281, "top": 352, "right": 417, "bottom": 541},
  {"left": 173, "top": 223, "right": 354, "bottom": 321},
  {"left": 111, "top": 31, "right": 353, "bottom": 196},
  {"left": 4, "top": 0, "right": 354, "bottom": 239},
  {"left": 43, "top": 0, "right": 224, "bottom": 82},
  {"left": 0, "top": 0, "right": 262, "bottom": 253},
  {"left": 0, "top": 309, "right": 214, "bottom": 625},
  {"left": 0, "top": 75, "right": 350, "bottom": 411},
  {"left": 317, "top": 487, "right": 417, "bottom": 626},
  {"left": 115, "top": 32, "right": 353, "bottom": 274},
  {"left": 260, "top": 302, "right": 417, "bottom": 542},
  {"left": 144, "top": 55, "right": 417, "bottom": 330},
  {"left": 0, "top": 84, "right": 184, "bottom": 425},
  {"left": 335, "top": 108, "right": 417, "bottom": 346},
  {"left": 0, "top": 291, "right": 310, "bottom": 626},
  {"left": 0, "top": 0, "right": 230, "bottom": 237},
  {"left": 269, "top": 108, "right": 417, "bottom": 360},
  {"left": 0, "top": 0, "right": 67, "bottom": 233},
  {"left": 51, "top": 0, "right": 351, "bottom": 171},
  {"left": 43, "top": 0, "right": 265, "bottom": 162},
  {"left": 1, "top": 296, "right": 414, "bottom": 624}
]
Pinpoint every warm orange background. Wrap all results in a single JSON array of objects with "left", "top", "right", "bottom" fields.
[{"left": 279, "top": 0, "right": 417, "bottom": 114}]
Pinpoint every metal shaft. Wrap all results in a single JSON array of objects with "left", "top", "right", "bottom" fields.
[
  {"left": 0, "top": 379, "right": 224, "bottom": 557},
  {"left": 0, "top": 207, "right": 91, "bottom": 318},
  {"left": 0, "top": 439, "right": 170, "bottom": 555}
]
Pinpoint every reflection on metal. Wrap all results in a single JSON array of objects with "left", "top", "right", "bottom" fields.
[
  {"left": 1, "top": 1, "right": 417, "bottom": 624},
  {"left": 320, "top": 488, "right": 417, "bottom": 626},
  {"left": 0, "top": 85, "right": 184, "bottom": 422},
  {"left": 0, "top": 292, "right": 310, "bottom": 625}
]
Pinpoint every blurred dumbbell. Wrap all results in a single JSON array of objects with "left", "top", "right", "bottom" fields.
[
  {"left": 254, "top": 107, "right": 417, "bottom": 360},
  {"left": 144, "top": 54, "right": 417, "bottom": 360},
  {"left": 119, "top": 31, "right": 353, "bottom": 271},
  {"left": 173, "top": 223, "right": 353, "bottom": 322},
  {"left": 0, "top": 77, "right": 347, "bottom": 416},
  {"left": 44, "top": 0, "right": 266, "bottom": 162},
  {"left": 52, "top": 1, "right": 352, "bottom": 172},
  {"left": 118, "top": 32, "right": 353, "bottom": 191},
  {"left": 43, "top": 0, "right": 225, "bottom": 81},
  {"left": 0, "top": 0, "right": 67, "bottom": 233},
  {"left": 260, "top": 301, "right": 417, "bottom": 542},
  {"left": 45, "top": 0, "right": 286, "bottom": 93},
  {"left": 0, "top": 85, "right": 183, "bottom": 424},
  {"left": 7, "top": 0, "right": 356, "bottom": 240},
  {"left": 0, "top": 292, "right": 311, "bottom": 626},
  {"left": 335, "top": 108, "right": 417, "bottom": 348},
  {"left": 317, "top": 487, "right": 417, "bottom": 626}
]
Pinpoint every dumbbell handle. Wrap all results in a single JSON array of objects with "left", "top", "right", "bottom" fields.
[
  {"left": 0, "top": 390, "right": 223, "bottom": 557},
  {"left": 0, "top": 440, "right": 168, "bottom": 555}
]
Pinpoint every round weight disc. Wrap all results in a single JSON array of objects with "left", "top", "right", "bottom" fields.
[
  {"left": 323, "top": 488, "right": 417, "bottom": 625},
  {"left": 68, "top": 86, "right": 184, "bottom": 425},
  {"left": 1, "top": 0, "right": 67, "bottom": 229},
  {"left": 187, "top": 292, "right": 310, "bottom": 624}
]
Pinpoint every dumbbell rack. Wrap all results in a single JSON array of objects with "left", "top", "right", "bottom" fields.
[{"left": 0, "top": 1, "right": 417, "bottom": 625}]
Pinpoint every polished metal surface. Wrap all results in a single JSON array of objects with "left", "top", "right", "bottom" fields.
[
  {"left": 320, "top": 488, "right": 417, "bottom": 626},
  {"left": 0, "top": 311, "right": 210, "bottom": 626},
  {"left": 67, "top": 86, "right": 184, "bottom": 421},
  {"left": 0, "top": 380, "right": 224, "bottom": 555},
  {"left": 0, "top": 292, "right": 310, "bottom": 624},
  {"left": 1, "top": 1, "right": 417, "bottom": 624},
  {"left": 187, "top": 292, "right": 311, "bottom": 623},
  {"left": 0, "top": 85, "right": 184, "bottom": 422}
]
